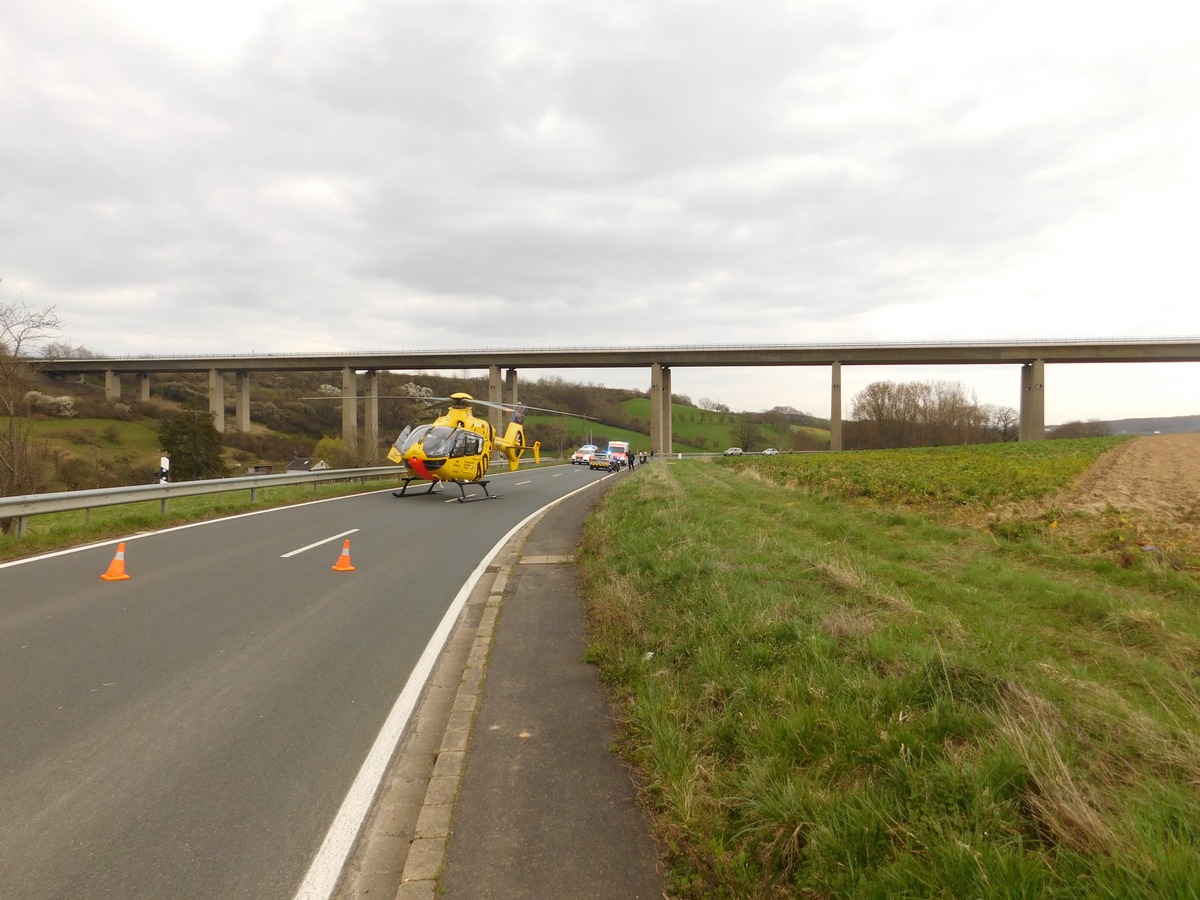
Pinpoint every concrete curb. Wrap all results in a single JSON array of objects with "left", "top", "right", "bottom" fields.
[
  {"left": 392, "top": 546, "right": 517, "bottom": 899},
  {"left": 331, "top": 520, "right": 531, "bottom": 900}
]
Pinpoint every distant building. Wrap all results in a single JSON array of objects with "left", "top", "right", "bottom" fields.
[
  {"left": 246, "top": 464, "right": 274, "bottom": 475},
  {"left": 285, "top": 457, "right": 330, "bottom": 473}
]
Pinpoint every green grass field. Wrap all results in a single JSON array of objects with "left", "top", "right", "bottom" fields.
[
  {"left": 23, "top": 416, "right": 164, "bottom": 461},
  {"left": 579, "top": 441, "right": 1200, "bottom": 897},
  {"left": 620, "top": 397, "right": 830, "bottom": 452}
]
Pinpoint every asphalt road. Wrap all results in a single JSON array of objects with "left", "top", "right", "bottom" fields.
[{"left": 0, "top": 463, "right": 608, "bottom": 899}]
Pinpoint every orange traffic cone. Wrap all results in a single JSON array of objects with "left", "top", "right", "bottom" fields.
[
  {"left": 101, "top": 542, "right": 131, "bottom": 581},
  {"left": 331, "top": 539, "right": 356, "bottom": 572}
]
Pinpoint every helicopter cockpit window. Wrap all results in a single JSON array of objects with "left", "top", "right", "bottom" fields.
[
  {"left": 419, "top": 426, "right": 457, "bottom": 457},
  {"left": 399, "top": 424, "right": 431, "bottom": 454}
]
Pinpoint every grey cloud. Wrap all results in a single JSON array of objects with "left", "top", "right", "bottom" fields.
[{"left": 2, "top": 0, "right": 1198, "bottom": 417}]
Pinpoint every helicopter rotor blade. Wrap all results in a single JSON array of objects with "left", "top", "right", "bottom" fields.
[
  {"left": 409, "top": 396, "right": 599, "bottom": 420},
  {"left": 298, "top": 395, "right": 599, "bottom": 420},
  {"left": 298, "top": 395, "right": 445, "bottom": 400}
]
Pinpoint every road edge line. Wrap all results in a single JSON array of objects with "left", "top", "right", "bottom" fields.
[{"left": 292, "top": 476, "right": 605, "bottom": 900}]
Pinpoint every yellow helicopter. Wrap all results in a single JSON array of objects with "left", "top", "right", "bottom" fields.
[{"left": 388, "top": 392, "right": 540, "bottom": 501}]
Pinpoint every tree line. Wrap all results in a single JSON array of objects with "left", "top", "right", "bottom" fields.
[
  {"left": 844, "top": 379, "right": 1110, "bottom": 448},
  {"left": 846, "top": 380, "right": 1020, "bottom": 449}
]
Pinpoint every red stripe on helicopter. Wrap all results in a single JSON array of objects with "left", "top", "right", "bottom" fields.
[{"left": 407, "top": 457, "right": 433, "bottom": 480}]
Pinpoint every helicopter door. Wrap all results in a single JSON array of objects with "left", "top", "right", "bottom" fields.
[{"left": 449, "top": 431, "right": 483, "bottom": 458}]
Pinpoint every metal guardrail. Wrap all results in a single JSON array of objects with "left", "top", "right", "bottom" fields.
[{"left": 0, "top": 466, "right": 405, "bottom": 537}]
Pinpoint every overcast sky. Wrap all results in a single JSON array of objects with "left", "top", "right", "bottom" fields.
[{"left": 3, "top": 0, "right": 1199, "bottom": 423}]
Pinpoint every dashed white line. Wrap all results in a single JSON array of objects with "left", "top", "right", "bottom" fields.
[{"left": 280, "top": 529, "right": 359, "bottom": 558}]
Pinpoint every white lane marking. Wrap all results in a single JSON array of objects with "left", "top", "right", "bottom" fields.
[
  {"left": 515, "top": 480, "right": 531, "bottom": 486},
  {"left": 280, "top": 529, "right": 359, "bottom": 559},
  {"left": 0, "top": 487, "right": 401, "bottom": 570},
  {"left": 292, "top": 475, "right": 607, "bottom": 900}
]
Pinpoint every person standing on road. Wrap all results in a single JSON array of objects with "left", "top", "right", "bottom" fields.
[{"left": 627, "top": 447, "right": 635, "bottom": 471}]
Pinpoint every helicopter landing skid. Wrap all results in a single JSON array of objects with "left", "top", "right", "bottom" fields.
[
  {"left": 452, "top": 479, "right": 498, "bottom": 502},
  {"left": 393, "top": 477, "right": 444, "bottom": 498}
]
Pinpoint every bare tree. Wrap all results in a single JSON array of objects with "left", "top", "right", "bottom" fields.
[
  {"left": 850, "top": 379, "right": 1001, "bottom": 449},
  {"left": 731, "top": 415, "right": 765, "bottom": 451},
  {"left": 1, "top": 290, "right": 67, "bottom": 511},
  {"left": 983, "top": 404, "right": 1020, "bottom": 442},
  {"left": 538, "top": 423, "right": 571, "bottom": 458}
]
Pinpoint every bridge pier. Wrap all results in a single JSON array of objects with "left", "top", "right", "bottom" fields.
[
  {"left": 503, "top": 368, "right": 519, "bottom": 409},
  {"left": 488, "top": 365, "right": 503, "bottom": 435},
  {"left": 1020, "top": 360, "right": 1046, "bottom": 441},
  {"left": 342, "top": 368, "right": 357, "bottom": 449},
  {"left": 208, "top": 369, "right": 225, "bottom": 432},
  {"left": 650, "top": 364, "right": 672, "bottom": 454},
  {"left": 364, "top": 371, "right": 379, "bottom": 460},
  {"left": 235, "top": 372, "right": 251, "bottom": 432},
  {"left": 105, "top": 370, "right": 121, "bottom": 402},
  {"left": 829, "top": 362, "right": 843, "bottom": 451}
]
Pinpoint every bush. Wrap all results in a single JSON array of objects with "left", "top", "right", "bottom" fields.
[{"left": 24, "top": 391, "right": 77, "bottom": 417}]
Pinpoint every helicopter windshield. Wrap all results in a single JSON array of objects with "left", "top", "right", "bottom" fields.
[
  {"left": 397, "top": 424, "right": 431, "bottom": 454},
  {"left": 417, "top": 425, "right": 457, "bottom": 457}
]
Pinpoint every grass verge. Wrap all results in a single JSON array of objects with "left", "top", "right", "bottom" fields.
[{"left": 579, "top": 445, "right": 1200, "bottom": 897}]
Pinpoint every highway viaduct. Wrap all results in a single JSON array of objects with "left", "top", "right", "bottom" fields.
[{"left": 39, "top": 339, "right": 1200, "bottom": 454}]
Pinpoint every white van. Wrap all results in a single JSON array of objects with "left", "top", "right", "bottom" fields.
[{"left": 606, "top": 441, "right": 631, "bottom": 467}]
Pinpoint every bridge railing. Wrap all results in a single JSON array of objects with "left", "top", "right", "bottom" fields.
[{"left": 0, "top": 466, "right": 405, "bottom": 537}]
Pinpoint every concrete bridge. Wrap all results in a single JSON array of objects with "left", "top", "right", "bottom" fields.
[{"left": 39, "top": 339, "right": 1200, "bottom": 454}]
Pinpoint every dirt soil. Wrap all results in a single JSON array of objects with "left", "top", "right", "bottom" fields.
[
  {"left": 1057, "top": 434, "right": 1200, "bottom": 519},
  {"left": 1044, "top": 433, "right": 1200, "bottom": 564}
]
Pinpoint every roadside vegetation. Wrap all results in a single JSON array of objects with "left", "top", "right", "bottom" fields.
[{"left": 579, "top": 440, "right": 1200, "bottom": 898}]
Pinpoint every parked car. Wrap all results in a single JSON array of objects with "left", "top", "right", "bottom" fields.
[
  {"left": 723, "top": 447, "right": 743, "bottom": 456},
  {"left": 762, "top": 448, "right": 779, "bottom": 455},
  {"left": 571, "top": 444, "right": 598, "bottom": 464},
  {"left": 589, "top": 452, "right": 619, "bottom": 472}
]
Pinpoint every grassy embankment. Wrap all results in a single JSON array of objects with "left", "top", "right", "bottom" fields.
[
  {"left": 580, "top": 437, "right": 1200, "bottom": 897},
  {"left": 621, "top": 397, "right": 829, "bottom": 452},
  {"left": 527, "top": 398, "right": 830, "bottom": 456}
]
